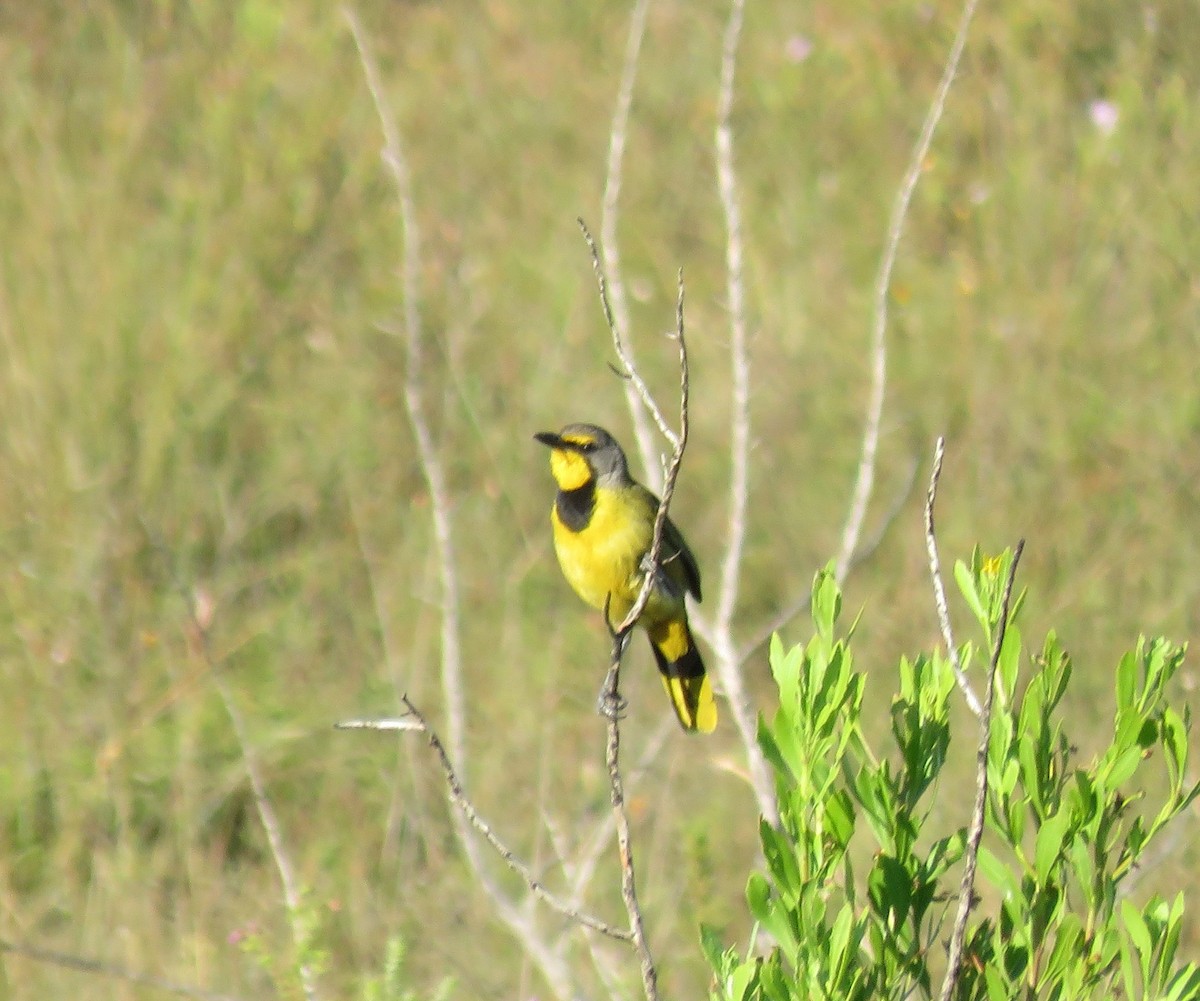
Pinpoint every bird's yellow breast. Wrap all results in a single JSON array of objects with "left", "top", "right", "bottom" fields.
[{"left": 550, "top": 484, "right": 673, "bottom": 625}]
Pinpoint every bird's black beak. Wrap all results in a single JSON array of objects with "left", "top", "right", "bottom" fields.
[{"left": 534, "top": 431, "right": 565, "bottom": 449}]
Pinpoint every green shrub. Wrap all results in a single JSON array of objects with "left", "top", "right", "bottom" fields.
[{"left": 705, "top": 552, "right": 1200, "bottom": 1001}]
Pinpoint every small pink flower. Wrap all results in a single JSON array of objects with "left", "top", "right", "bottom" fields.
[
  {"left": 784, "top": 35, "right": 813, "bottom": 63},
  {"left": 1088, "top": 99, "right": 1119, "bottom": 136}
]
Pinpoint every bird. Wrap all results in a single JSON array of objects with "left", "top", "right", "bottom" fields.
[{"left": 534, "top": 423, "right": 716, "bottom": 733}]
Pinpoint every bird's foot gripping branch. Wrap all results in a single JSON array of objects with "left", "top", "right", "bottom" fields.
[{"left": 705, "top": 553, "right": 1200, "bottom": 1001}]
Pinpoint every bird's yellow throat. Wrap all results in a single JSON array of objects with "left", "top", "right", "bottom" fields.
[{"left": 549, "top": 448, "right": 592, "bottom": 491}]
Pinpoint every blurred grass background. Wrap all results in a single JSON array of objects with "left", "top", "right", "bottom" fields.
[{"left": 1, "top": 0, "right": 1198, "bottom": 997}]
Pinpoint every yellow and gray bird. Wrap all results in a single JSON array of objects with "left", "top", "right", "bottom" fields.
[{"left": 534, "top": 423, "right": 717, "bottom": 733}]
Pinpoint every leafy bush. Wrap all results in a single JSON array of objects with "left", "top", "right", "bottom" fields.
[{"left": 705, "top": 552, "right": 1200, "bottom": 1001}]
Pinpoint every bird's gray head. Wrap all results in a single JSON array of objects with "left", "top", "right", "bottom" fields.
[{"left": 534, "top": 423, "right": 632, "bottom": 490}]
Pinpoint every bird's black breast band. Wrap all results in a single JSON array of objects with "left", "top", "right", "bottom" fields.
[{"left": 556, "top": 481, "right": 596, "bottom": 532}]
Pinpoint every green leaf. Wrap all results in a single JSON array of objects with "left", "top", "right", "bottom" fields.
[
  {"left": 868, "top": 854, "right": 912, "bottom": 929},
  {"left": 1034, "top": 808, "right": 1072, "bottom": 884},
  {"left": 1122, "top": 898, "right": 1154, "bottom": 987},
  {"left": 1018, "top": 731, "right": 1045, "bottom": 819},
  {"left": 1105, "top": 745, "right": 1143, "bottom": 789},
  {"left": 760, "top": 820, "right": 802, "bottom": 905},
  {"left": 730, "top": 958, "right": 761, "bottom": 1001},
  {"left": 984, "top": 964, "right": 1009, "bottom": 1001},
  {"left": 769, "top": 633, "right": 805, "bottom": 713},
  {"left": 977, "top": 845, "right": 1022, "bottom": 901},
  {"left": 747, "top": 871, "right": 799, "bottom": 962},
  {"left": 1040, "top": 912, "right": 1083, "bottom": 988},
  {"left": 824, "top": 789, "right": 856, "bottom": 851},
  {"left": 1116, "top": 650, "right": 1138, "bottom": 712},
  {"left": 827, "top": 904, "right": 855, "bottom": 982},
  {"left": 955, "top": 559, "right": 988, "bottom": 632},
  {"left": 1163, "top": 964, "right": 1200, "bottom": 1001},
  {"left": 812, "top": 568, "right": 841, "bottom": 641},
  {"left": 997, "top": 625, "right": 1022, "bottom": 701},
  {"left": 747, "top": 871, "right": 771, "bottom": 923}
]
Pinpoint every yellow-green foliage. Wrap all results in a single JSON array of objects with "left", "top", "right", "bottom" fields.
[{"left": 1, "top": 1, "right": 1197, "bottom": 998}]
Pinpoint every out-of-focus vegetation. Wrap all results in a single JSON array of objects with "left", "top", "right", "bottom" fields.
[{"left": 0, "top": 1, "right": 1197, "bottom": 998}]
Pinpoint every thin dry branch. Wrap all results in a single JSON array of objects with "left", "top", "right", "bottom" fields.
[
  {"left": 598, "top": 0, "right": 659, "bottom": 482},
  {"left": 345, "top": 12, "right": 579, "bottom": 999},
  {"left": 834, "top": 0, "right": 982, "bottom": 583},
  {"left": 938, "top": 538, "right": 1025, "bottom": 1001},
  {"left": 343, "top": 7, "right": 465, "bottom": 761},
  {"left": 713, "top": 0, "right": 750, "bottom": 629},
  {"left": 565, "top": 713, "right": 674, "bottom": 907},
  {"left": 925, "top": 437, "right": 983, "bottom": 717},
  {"left": 693, "top": 0, "right": 779, "bottom": 829},
  {"left": 579, "top": 219, "right": 678, "bottom": 451},
  {"left": 0, "top": 937, "right": 244, "bottom": 1001},
  {"left": 336, "top": 709, "right": 632, "bottom": 942},
  {"left": 593, "top": 271, "right": 692, "bottom": 1001}
]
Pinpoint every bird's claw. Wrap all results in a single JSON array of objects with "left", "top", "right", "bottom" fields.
[{"left": 597, "top": 688, "right": 628, "bottom": 722}]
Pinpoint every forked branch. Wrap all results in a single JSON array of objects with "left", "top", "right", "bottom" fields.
[{"left": 596, "top": 269, "right": 691, "bottom": 1001}]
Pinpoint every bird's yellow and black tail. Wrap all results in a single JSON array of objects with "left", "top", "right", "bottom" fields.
[{"left": 646, "top": 619, "right": 717, "bottom": 733}]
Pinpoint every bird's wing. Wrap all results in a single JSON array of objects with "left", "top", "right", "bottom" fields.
[
  {"left": 633, "top": 483, "right": 703, "bottom": 603},
  {"left": 662, "top": 515, "right": 703, "bottom": 603}
]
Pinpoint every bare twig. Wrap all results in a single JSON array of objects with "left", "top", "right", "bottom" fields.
[
  {"left": 834, "top": 0, "right": 982, "bottom": 583},
  {"left": 939, "top": 539, "right": 1025, "bottom": 1001},
  {"left": 594, "top": 271, "right": 692, "bottom": 1001},
  {"left": 599, "top": 0, "right": 658, "bottom": 482},
  {"left": 566, "top": 713, "right": 674, "bottom": 906},
  {"left": 337, "top": 708, "right": 632, "bottom": 941},
  {"left": 693, "top": 0, "right": 779, "bottom": 829},
  {"left": 345, "top": 12, "right": 579, "bottom": 998},
  {"left": 602, "top": 684, "right": 659, "bottom": 1001},
  {"left": 343, "top": 8, "right": 464, "bottom": 761},
  {"left": 925, "top": 437, "right": 983, "bottom": 717},
  {"left": 579, "top": 219, "right": 678, "bottom": 451},
  {"left": 713, "top": 0, "right": 750, "bottom": 630},
  {"left": 0, "top": 937, "right": 244, "bottom": 1001}
]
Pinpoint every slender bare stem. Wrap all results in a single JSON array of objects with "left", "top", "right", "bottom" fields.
[
  {"left": 713, "top": 0, "right": 751, "bottom": 632},
  {"left": 925, "top": 437, "right": 983, "bottom": 717},
  {"left": 566, "top": 713, "right": 674, "bottom": 906},
  {"left": 593, "top": 272, "right": 693, "bottom": 1001},
  {"left": 599, "top": 0, "right": 659, "bottom": 482},
  {"left": 345, "top": 13, "right": 579, "bottom": 998},
  {"left": 939, "top": 539, "right": 1025, "bottom": 1001},
  {"left": 697, "top": 0, "right": 779, "bottom": 827},
  {"left": 0, "top": 938, "right": 244, "bottom": 1001},
  {"left": 835, "top": 0, "right": 981, "bottom": 582},
  {"left": 343, "top": 7, "right": 465, "bottom": 763},
  {"left": 337, "top": 708, "right": 632, "bottom": 941},
  {"left": 603, "top": 692, "right": 659, "bottom": 1001},
  {"left": 579, "top": 219, "right": 678, "bottom": 451}
]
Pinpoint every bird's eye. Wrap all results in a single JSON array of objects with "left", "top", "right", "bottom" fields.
[{"left": 581, "top": 441, "right": 597, "bottom": 453}]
